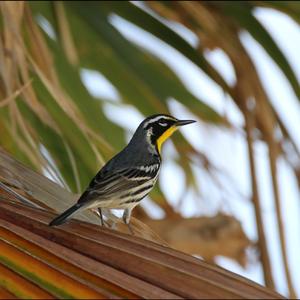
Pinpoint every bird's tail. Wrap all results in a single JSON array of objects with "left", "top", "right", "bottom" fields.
[{"left": 49, "top": 203, "right": 83, "bottom": 227}]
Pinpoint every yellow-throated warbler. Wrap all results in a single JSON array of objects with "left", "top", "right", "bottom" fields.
[{"left": 49, "top": 114, "right": 195, "bottom": 228}]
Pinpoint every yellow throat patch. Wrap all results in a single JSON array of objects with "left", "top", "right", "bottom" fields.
[{"left": 156, "top": 125, "right": 178, "bottom": 154}]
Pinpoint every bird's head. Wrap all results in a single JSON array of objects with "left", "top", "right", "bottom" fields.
[{"left": 131, "top": 114, "right": 196, "bottom": 154}]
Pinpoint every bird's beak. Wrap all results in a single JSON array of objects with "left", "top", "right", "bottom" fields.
[{"left": 175, "top": 119, "right": 196, "bottom": 126}]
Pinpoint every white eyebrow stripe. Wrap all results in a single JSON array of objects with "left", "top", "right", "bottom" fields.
[
  {"left": 143, "top": 116, "right": 176, "bottom": 128},
  {"left": 159, "top": 122, "right": 168, "bottom": 126},
  {"left": 143, "top": 116, "right": 162, "bottom": 128}
]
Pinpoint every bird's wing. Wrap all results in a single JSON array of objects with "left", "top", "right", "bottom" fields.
[{"left": 77, "top": 166, "right": 157, "bottom": 205}]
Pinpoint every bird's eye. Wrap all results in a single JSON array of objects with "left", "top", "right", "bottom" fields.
[{"left": 159, "top": 122, "right": 168, "bottom": 127}]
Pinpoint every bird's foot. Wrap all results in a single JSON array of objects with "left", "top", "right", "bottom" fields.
[
  {"left": 126, "top": 222, "right": 134, "bottom": 235},
  {"left": 123, "top": 208, "right": 134, "bottom": 235},
  {"left": 97, "top": 208, "right": 106, "bottom": 227}
]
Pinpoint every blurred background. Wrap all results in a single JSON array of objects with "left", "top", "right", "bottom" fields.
[{"left": 0, "top": 1, "right": 299, "bottom": 298}]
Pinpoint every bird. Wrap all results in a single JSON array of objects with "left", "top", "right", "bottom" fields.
[{"left": 49, "top": 114, "right": 196, "bottom": 231}]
